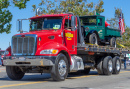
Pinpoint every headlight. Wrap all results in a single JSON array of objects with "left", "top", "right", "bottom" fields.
[{"left": 40, "top": 49, "right": 58, "bottom": 54}]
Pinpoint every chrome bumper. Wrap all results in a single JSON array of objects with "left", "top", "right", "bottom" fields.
[{"left": 3, "top": 56, "right": 56, "bottom": 66}]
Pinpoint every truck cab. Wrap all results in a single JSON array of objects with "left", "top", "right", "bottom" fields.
[
  {"left": 80, "top": 15, "right": 121, "bottom": 47},
  {"left": 4, "top": 13, "right": 86, "bottom": 81},
  {"left": 12, "top": 13, "right": 78, "bottom": 57}
]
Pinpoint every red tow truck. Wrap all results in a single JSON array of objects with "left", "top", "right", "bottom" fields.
[{"left": 3, "top": 12, "right": 130, "bottom": 81}]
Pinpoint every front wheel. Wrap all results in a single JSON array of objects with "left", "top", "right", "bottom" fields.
[
  {"left": 51, "top": 53, "right": 69, "bottom": 81},
  {"left": 89, "top": 33, "right": 98, "bottom": 45},
  {"left": 6, "top": 66, "right": 25, "bottom": 80}
]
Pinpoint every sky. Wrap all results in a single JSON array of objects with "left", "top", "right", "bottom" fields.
[{"left": 0, "top": 0, "right": 130, "bottom": 50}]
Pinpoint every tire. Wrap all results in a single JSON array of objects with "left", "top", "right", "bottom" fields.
[
  {"left": 102, "top": 56, "right": 113, "bottom": 75},
  {"left": 112, "top": 56, "right": 121, "bottom": 74},
  {"left": 6, "top": 66, "right": 25, "bottom": 80},
  {"left": 110, "top": 37, "right": 116, "bottom": 48},
  {"left": 51, "top": 53, "right": 69, "bottom": 81},
  {"left": 89, "top": 33, "right": 98, "bottom": 45},
  {"left": 96, "top": 57, "right": 104, "bottom": 75}
]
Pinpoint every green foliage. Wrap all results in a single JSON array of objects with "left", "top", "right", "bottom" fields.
[
  {"left": 0, "top": 9, "right": 12, "bottom": 34},
  {"left": 0, "top": 0, "right": 29, "bottom": 34},
  {"left": 106, "top": 8, "right": 122, "bottom": 29},
  {"left": 32, "top": 0, "right": 104, "bottom": 16},
  {"left": 95, "top": 0, "right": 104, "bottom": 14},
  {"left": 107, "top": 7, "right": 130, "bottom": 49},
  {"left": 117, "top": 27, "right": 130, "bottom": 50},
  {"left": 13, "top": 0, "right": 30, "bottom": 9}
]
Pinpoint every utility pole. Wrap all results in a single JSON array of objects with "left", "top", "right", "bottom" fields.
[{"left": 9, "top": 42, "right": 10, "bottom": 46}]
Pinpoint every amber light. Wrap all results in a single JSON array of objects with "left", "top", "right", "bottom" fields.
[
  {"left": 88, "top": 52, "right": 95, "bottom": 55},
  {"left": 52, "top": 50, "right": 58, "bottom": 54}
]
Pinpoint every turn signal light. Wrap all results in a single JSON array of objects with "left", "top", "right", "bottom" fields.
[{"left": 52, "top": 50, "right": 58, "bottom": 54}]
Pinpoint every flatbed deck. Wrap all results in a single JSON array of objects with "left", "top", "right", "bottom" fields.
[{"left": 77, "top": 44, "right": 130, "bottom": 55}]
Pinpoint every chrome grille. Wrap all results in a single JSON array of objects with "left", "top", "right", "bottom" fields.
[
  {"left": 23, "top": 37, "right": 28, "bottom": 53},
  {"left": 12, "top": 38, "right": 17, "bottom": 53},
  {"left": 18, "top": 38, "right": 22, "bottom": 53},
  {"left": 12, "top": 35, "right": 36, "bottom": 55},
  {"left": 29, "top": 37, "right": 34, "bottom": 53}
]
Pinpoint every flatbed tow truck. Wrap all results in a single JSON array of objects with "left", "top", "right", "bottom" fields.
[{"left": 3, "top": 12, "right": 130, "bottom": 81}]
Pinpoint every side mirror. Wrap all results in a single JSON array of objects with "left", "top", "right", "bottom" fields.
[
  {"left": 71, "top": 16, "right": 76, "bottom": 31},
  {"left": 17, "top": 20, "right": 23, "bottom": 33}
]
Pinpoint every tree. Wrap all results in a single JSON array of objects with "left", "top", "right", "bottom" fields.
[
  {"left": 107, "top": 7, "right": 130, "bottom": 49},
  {"left": 32, "top": 0, "right": 104, "bottom": 16},
  {"left": 0, "top": 0, "right": 30, "bottom": 34},
  {"left": 117, "top": 27, "right": 130, "bottom": 50},
  {"left": 106, "top": 8, "right": 121, "bottom": 29}
]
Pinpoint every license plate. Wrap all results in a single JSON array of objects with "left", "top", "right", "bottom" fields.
[{"left": 19, "top": 57, "right": 26, "bottom": 61}]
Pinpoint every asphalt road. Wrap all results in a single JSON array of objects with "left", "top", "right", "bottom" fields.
[{"left": 0, "top": 65, "right": 130, "bottom": 89}]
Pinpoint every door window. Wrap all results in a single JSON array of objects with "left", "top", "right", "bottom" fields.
[{"left": 98, "top": 18, "right": 102, "bottom": 26}]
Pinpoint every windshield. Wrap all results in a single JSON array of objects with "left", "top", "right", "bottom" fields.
[
  {"left": 30, "top": 17, "right": 62, "bottom": 31},
  {"left": 80, "top": 17, "right": 97, "bottom": 26}
]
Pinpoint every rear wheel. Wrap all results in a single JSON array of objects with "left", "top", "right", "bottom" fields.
[
  {"left": 96, "top": 57, "right": 104, "bottom": 75},
  {"left": 103, "top": 56, "right": 113, "bottom": 75},
  {"left": 110, "top": 37, "right": 116, "bottom": 48},
  {"left": 89, "top": 33, "right": 98, "bottom": 45},
  {"left": 51, "top": 53, "right": 69, "bottom": 81},
  {"left": 112, "top": 56, "right": 121, "bottom": 74},
  {"left": 6, "top": 66, "right": 25, "bottom": 80}
]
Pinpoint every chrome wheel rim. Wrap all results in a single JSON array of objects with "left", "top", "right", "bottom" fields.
[
  {"left": 108, "top": 60, "right": 113, "bottom": 72},
  {"left": 93, "top": 35, "right": 97, "bottom": 45},
  {"left": 115, "top": 41, "right": 116, "bottom": 48},
  {"left": 116, "top": 60, "right": 120, "bottom": 71},
  {"left": 58, "top": 59, "right": 67, "bottom": 76}
]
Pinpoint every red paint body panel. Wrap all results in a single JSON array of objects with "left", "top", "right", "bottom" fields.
[
  {"left": 35, "top": 41, "right": 71, "bottom": 64},
  {"left": 64, "top": 30, "right": 77, "bottom": 54}
]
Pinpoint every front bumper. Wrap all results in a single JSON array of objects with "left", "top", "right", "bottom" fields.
[{"left": 3, "top": 56, "right": 56, "bottom": 66}]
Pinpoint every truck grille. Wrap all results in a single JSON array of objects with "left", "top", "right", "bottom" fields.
[{"left": 12, "top": 35, "right": 36, "bottom": 55}]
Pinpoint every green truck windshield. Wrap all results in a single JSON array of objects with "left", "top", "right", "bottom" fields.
[
  {"left": 80, "top": 17, "right": 97, "bottom": 26},
  {"left": 30, "top": 17, "right": 62, "bottom": 31}
]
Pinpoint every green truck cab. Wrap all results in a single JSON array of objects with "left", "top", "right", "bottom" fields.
[{"left": 80, "top": 15, "right": 121, "bottom": 47}]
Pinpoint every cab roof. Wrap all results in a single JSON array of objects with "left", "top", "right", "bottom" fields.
[{"left": 30, "top": 13, "right": 73, "bottom": 19}]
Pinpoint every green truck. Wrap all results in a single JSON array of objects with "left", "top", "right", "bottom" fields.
[{"left": 80, "top": 15, "right": 121, "bottom": 47}]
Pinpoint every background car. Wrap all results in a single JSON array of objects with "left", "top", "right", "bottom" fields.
[{"left": 0, "top": 50, "right": 5, "bottom": 66}]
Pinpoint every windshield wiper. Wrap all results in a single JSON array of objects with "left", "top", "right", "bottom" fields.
[{"left": 43, "top": 28, "right": 54, "bottom": 30}]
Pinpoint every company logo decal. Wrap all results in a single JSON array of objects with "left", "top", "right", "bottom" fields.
[
  {"left": 65, "top": 33, "right": 73, "bottom": 40},
  {"left": 98, "top": 30, "right": 103, "bottom": 34}
]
